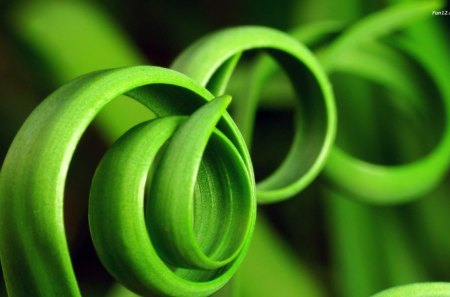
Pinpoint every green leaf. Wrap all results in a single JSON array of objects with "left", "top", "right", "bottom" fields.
[
  {"left": 172, "top": 26, "right": 337, "bottom": 203},
  {"left": 0, "top": 66, "right": 255, "bottom": 297}
]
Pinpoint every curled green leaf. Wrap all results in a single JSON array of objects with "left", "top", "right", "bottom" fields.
[
  {"left": 234, "top": 3, "right": 450, "bottom": 204},
  {"left": 172, "top": 26, "right": 337, "bottom": 203},
  {"left": 0, "top": 66, "right": 255, "bottom": 297},
  {"left": 317, "top": 1, "right": 450, "bottom": 203}
]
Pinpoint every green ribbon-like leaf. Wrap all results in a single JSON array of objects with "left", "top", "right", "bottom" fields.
[
  {"left": 0, "top": 66, "right": 256, "bottom": 297},
  {"left": 172, "top": 26, "right": 337, "bottom": 203}
]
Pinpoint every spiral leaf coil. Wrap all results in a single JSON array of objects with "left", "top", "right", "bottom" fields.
[
  {"left": 172, "top": 26, "right": 337, "bottom": 203},
  {"left": 2, "top": 11, "right": 448, "bottom": 295},
  {"left": 0, "top": 66, "right": 256, "bottom": 297}
]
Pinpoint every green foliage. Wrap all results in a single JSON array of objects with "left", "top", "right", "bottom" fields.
[{"left": 1, "top": 0, "right": 450, "bottom": 297}]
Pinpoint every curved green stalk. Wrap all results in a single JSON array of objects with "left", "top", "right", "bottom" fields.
[
  {"left": 323, "top": 38, "right": 450, "bottom": 203},
  {"left": 90, "top": 96, "right": 255, "bottom": 295},
  {"left": 0, "top": 66, "right": 256, "bottom": 297},
  {"left": 236, "top": 1, "right": 450, "bottom": 204},
  {"left": 397, "top": 0, "right": 450, "bottom": 281},
  {"left": 320, "top": 1, "right": 450, "bottom": 203},
  {"left": 213, "top": 3, "right": 450, "bottom": 297},
  {"left": 172, "top": 26, "right": 337, "bottom": 203},
  {"left": 3, "top": 1, "right": 449, "bottom": 296},
  {"left": 255, "top": 1, "right": 447, "bottom": 203},
  {"left": 6, "top": 6, "right": 337, "bottom": 295}
]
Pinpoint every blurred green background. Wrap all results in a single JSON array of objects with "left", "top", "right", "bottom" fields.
[{"left": 1, "top": 0, "right": 450, "bottom": 296}]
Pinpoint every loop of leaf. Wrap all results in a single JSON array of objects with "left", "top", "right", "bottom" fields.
[
  {"left": 172, "top": 26, "right": 337, "bottom": 203},
  {"left": 0, "top": 66, "right": 256, "bottom": 297},
  {"left": 231, "top": 2, "right": 450, "bottom": 204},
  {"left": 321, "top": 0, "right": 450, "bottom": 203}
]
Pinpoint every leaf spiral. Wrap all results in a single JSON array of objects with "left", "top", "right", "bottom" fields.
[
  {"left": 228, "top": 3, "right": 450, "bottom": 204},
  {"left": 0, "top": 66, "right": 256, "bottom": 297},
  {"left": 321, "top": 0, "right": 450, "bottom": 204},
  {"left": 0, "top": 26, "right": 337, "bottom": 296},
  {"left": 172, "top": 26, "right": 337, "bottom": 203}
]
